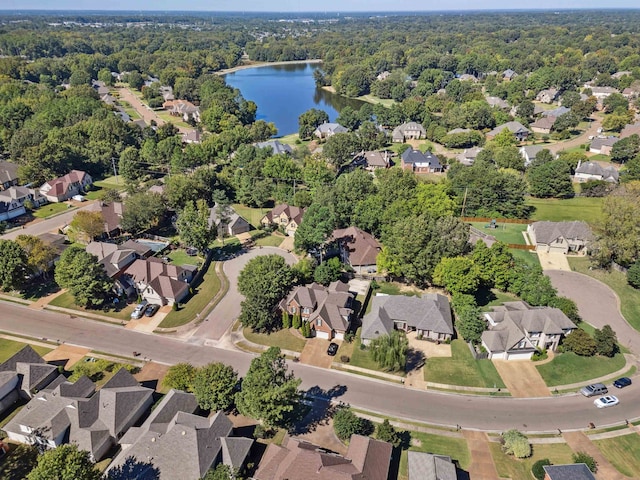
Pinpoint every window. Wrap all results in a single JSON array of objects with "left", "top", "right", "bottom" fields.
[
  {"left": 290, "top": 306, "right": 297, "bottom": 314},
  {"left": 317, "top": 319, "right": 322, "bottom": 326}
]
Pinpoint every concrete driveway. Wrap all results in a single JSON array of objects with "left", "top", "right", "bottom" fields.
[
  {"left": 546, "top": 270, "right": 640, "bottom": 354},
  {"left": 492, "top": 360, "right": 551, "bottom": 398},
  {"left": 299, "top": 338, "right": 335, "bottom": 368},
  {"left": 537, "top": 251, "right": 571, "bottom": 271}
]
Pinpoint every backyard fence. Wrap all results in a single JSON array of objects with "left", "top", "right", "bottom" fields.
[
  {"left": 461, "top": 217, "right": 533, "bottom": 224},
  {"left": 508, "top": 244, "right": 536, "bottom": 251},
  {"left": 467, "top": 341, "right": 488, "bottom": 360}
]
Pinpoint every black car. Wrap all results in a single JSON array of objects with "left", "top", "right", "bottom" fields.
[
  {"left": 327, "top": 342, "right": 339, "bottom": 356},
  {"left": 144, "top": 304, "right": 160, "bottom": 317},
  {"left": 613, "top": 377, "right": 632, "bottom": 388}
]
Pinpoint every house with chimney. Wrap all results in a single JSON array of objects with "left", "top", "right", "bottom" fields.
[
  {"left": 40, "top": 170, "right": 93, "bottom": 203},
  {"left": 260, "top": 203, "right": 305, "bottom": 237},
  {"left": 330, "top": 226, "right": 382, "bottom": 274},
  {"left": 0, "top": 186, "right": 47, "bottom": 222},
  {"left": 400, "top": 149, "right": 443, "bottom": 174},
  {"left": 163, "top": 99, "right": 200, "bottom": 123},
  {"left": 124, "top": 257, "right": 195, "bottom": 306},
  {"left": 392, "top": 122, "right": 426, "bottom": 142}
]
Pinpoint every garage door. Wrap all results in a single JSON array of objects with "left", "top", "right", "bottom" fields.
[
  {"left": 315, "top": 331, "right": 330, "bottom": 340},
  {"left": 506, "top": 351, "right": 533, "bottom": 361}
]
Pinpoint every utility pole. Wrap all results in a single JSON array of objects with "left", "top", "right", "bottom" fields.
[
  {"left": 460, "top": 187, "right": 468, "bottom": 218},
  {"left": 111, "top": 157, "right": 119, "bottom": 184}
]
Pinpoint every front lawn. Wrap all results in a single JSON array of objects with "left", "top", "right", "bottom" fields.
[
  {"left": 243, "top": 327, "right": 306, "bottom": 352},
  {"left": 167, "top": 249, "right": 203, "bottom": 267},
  {"left": 349, "top": 331, "right": 389, "bottom": 372},
  {"left": 94, "top": 175, "right": 123, "bottom": 190},
  {"left": 568, "top": 256, "right": 640, "bottom": 333},
  {"left": 398, "top": 431, "right": 471, "bottom": 479},
  {"left": 49, "top": 291, "right": 135, "bottom": 321},
  {"left": 373, "top": 281, "right": 421, "bottom": 297},
  {"left": 232, "top": 204, "right": 268, "bottom": 229},
  {"left": 594, "top": 433, "right": 640, "bottom": 477},
  {"left": 489, "top": 441, "right": 574, "bottom": 480},
  {"left": 468, "top": 222, "right": 528, "bottom": 245},
  {"left": 525, "top": 196, "right": 604, "bottom": 225},
  {"left": 32, "top": 202, "right": 71, "bottom": 218},
  {"left": 423, "top": 339, "right": 505, "bottom": 388},
  {"left": 536, "top": 352, "right": 626, "bottom": 387},
  {"left": 0, "top": 339, "right": 52, "bottom": 363},
  {"left": 510, "top": 248, "right": 541, "bottom": 268},
  {"left": 158, "top": 261, "right": 222, "bottom": 328},
  {"left": 252, "top": 232, "right": 285, "bottom": 247}
]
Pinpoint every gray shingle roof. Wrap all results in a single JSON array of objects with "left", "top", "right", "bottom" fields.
[
  {"left": 543, "top": 464, "right": 596, "bottom": 480},
  {"left": 488, "top": 121, "right": 530, "bottom": 137},
  {"left": 530, "top": 221, "right": 593, "bottom": 245},
  {"left": 256, "top": 140, "right": 294, "bottom": 155},
  {"left": 408, "top": 451, "right": 457, "bottom": 480},
  {"left": 575, "top": 161, "right": 619, "bottom": 182},
  {"left": 590, "top": 136, "right": 619, "bottom": 150}
]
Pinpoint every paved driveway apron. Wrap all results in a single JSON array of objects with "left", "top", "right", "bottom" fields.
[{"left": 492, "top": 360, "right": 551, "bottom": 397}]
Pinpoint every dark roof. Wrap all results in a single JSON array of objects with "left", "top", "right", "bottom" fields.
[
  {"left": 331, "top": 226, "right": 381, "bottom": 267},
  {"left": 530, "top": 221, "right": 593, "bottom": 245},
  {"left": 0, "top": 161, "right": 19, "bottom": 186},
  {"left": 0, "top": 345, "right": 46, "bottom": 372},
  {"left": 575, "top": 161, "right": 619, "bottom": 182},
  {"left": 543, "top": 464, "right": 596, "bottom": 480},
  {"left": 256, "top": 140, "right": 294, "bottom": 155},
  {"left": 590, "top": 136, "right": 619, "bottom": 150},
  {"left": 401, "top": 149, "right": 442, "bottom": 170}
]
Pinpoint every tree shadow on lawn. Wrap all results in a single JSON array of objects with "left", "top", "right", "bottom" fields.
[
  {"left": 405, "top": 348, "right": 425, "bottom": 372},
  {"left": 473, "top": 286, "right": 498, "bottom": 308},
  {"left": 290, "top": 385, "right": 348, "bottom": 435}
]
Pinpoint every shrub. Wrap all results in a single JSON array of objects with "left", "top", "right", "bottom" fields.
[
  {"left": 340, "top": 355, "right": 350, "bottom": 363},
  {"left": 333, "top": 407, "right": 374, "bottom": 442},
  {"left": 501, "top": 429, "right": 531, "bottom": 458},
  {"left": 253, "top": 424, "right": 274, "bottom": 439},
  {"left": 344, "top": 332, "right": 355, "bottom": 343},
  {"left": 282, "top": 310, "right": 291, "bottom": 329},
  {"left": 532, "top": 349, "right": 548, "bottom": 361},
  {"left": 627, "top": 261, "right": 640, "bottom": 289},
  {"left": 573, "top": 452, "right": 597, "bottom": 472},
  {"left": 563, "top": 329, "right": 597, "bottom": 356},
  {"left": 532, "top": 459, "right": 551, "bottom": 480}
]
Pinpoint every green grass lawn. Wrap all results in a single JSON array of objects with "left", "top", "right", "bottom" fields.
[
  {"left": 243, "top": 327, "right": 307, "bottom": 352},
  {"left": 468, "top": 222, "right": 528, "bottom": 245},
  {"left": 49, "top": 291, "right": 135, "bottom": 321},
  {"left": 489, "top": 441, "right": 574, "bottom": 480},
  {"left": 155, "top": 110, "right": 191, "bottom": 129},
  {"left": 569, "top": 256, "right": 640, "bottom": 333},
  {"left": 32, "top": 202, "right": 71, "bottom": 218},
  {"left": 475, "top": 288, "right": 520, "bottom": 310},
  {"left": 232, "top": 204, "right": 268, "bottom": 228},
  {"left": 0, "top": 338, "right": 52, "bottom": 363},
  {"left": 94, "top": 175, "right": 124, "bottom": 190},
  {"left": 253, "top": 233, "right": 285, "bottom": 247},
  {"left": 594, "top": 433, "right": 640, "bottom": 477},
  {"left": 423, "top": 339, "right": 506, "bottom": 388},
  {"left": 398, "top": 431, "right": 471, "bottom": 479},
  {"left": 167, "top": 249, "right": 203, "bottom": 267},
  {"left": 510, "top": 248, "right": 541, "bottom": 268},
  {"left": 525, "top": 196, "right": 604, "bottom": 225},
  {"left": 356, "top": 94, "right": 396, "bottom": 107},
  {"left": 349, "top": 330, "right": 391, "bottom": 372},
  {"left": 159, "top": 262, "right": 222, "bottom": 328},
  {"left": 374, "top": 281, "right": 421, "bottom": 297},
  {"left": 277, "top": 133, "right": 311, "bottom": 147},
  {"left": 588, "top": 153, "right": 611, "bottom": 162},
  {"left": 117, "top": 100, "right": 141, "bottom": 120},
  {"left": 536, "top": 352, "right": 626, "bottom": 387}
]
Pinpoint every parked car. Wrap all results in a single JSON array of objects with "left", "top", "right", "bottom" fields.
[
  {"left": 613, "top": 377, "right": 632, "bottom": 389},
  {"left": 594, "top": 395, "right": 619, "bottom": 408},
  {"left": 144, "top": 304, "right": 160, "bottom": 317},
  {"left": 580, "top": 383, "right": 608, "bottom": 397},
  {"left": 130, "top": 300, "right": 149, "bottom": 319},
  {"left": 327, "top": 342, "right": 339, "bottom": 356}
]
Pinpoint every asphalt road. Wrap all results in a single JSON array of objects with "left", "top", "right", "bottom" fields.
[
  {"left": 2, "top": 202, "right": 97, "bottom": 241},
  {"left": 2, "top": 300, "right": 640, "bottom": 432}
]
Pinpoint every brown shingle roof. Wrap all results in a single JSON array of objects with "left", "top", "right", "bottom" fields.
[{"left": 331, "top": 226, "right": 381, "bottom": 267}]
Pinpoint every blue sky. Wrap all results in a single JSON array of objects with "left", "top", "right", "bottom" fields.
[{"left": 3, "top": 1, "right": 639, "bottom": 12}]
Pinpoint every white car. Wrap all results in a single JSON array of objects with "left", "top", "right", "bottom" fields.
[{"left": 594, "top": 395, "right": 619, "bottom": 408}]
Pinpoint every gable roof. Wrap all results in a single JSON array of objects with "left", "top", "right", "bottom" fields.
[
  {"left": 314, "top": 122, "right": 348, "bottom": 135},
  {"left": 530, "top": 221, "right": 593, "bottom": 245},
  {"left": 208, "top": 203, "right": 250, "bottom": 231},
  {"left": 530, "top": 116, "right": 556, "bottom": 130},
  {"left": 125, "top": 258, "right": 190, "bottom": 301},
  {"left": 401, "top": 149, "right": 443, "bottom": 170},
  {"left": 0, "top": 160, "right": 19, "bottom": 186},
  {"left": 408, "top": 451, "right": 457, "bottom": 480},
  {"left": 488, "top": 121, "right": 530, "bottom": 137},
  {"left": 362, "top": 294, "right": 453, "bottom": 341},
  {"left": 282, "top": 282, "right": 353, "bottom": 332},
  {"left": 0, "top": 345, "right": 57, "bottom": 395},
  {"left": 575, "top": 161, "right": 619, "bottom": 182},
  {"left": 590, "top": 136, "right": 619, "bottom": 150},
  {"left": 543, "top": 464, "right": 596, "bottom": 480},
  {"left": 485, "top": 96, "right": 509, "bottom": 109},
  {"left": 392, "top": 122, "right": 426, "bottom": 140},
  {"left": 331, "top": 226, "right": 381, "bottom": 267},
  {"left": 263, "top": 203, "right": 305, "bottom": 226},
  {"left": 256, "top": 140, "right": 294, "bottom": 155},
  {"left": 41, "top": 170, "right": 91, "bottom": 197},
  {"left": 542, "top": 106, "right": 570, "bottom": 118}
]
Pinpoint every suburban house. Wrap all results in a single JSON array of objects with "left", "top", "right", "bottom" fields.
[
  {"left": 280, "top": 281, "right": 354, "bottom": 340},
  {"left": 330, "top": 226, "right": 381, "bottom": 274},
  {"left": 519, "top": 145, "right": 547, "bottom": 167},
  {"left": 503, "top": 69, "right": 518, "bottom": 81},
  {"left": 459, "top": 73, "right": 478, "bottom": 82},
  {"left": 361, "top": 294, "right": 454, "bottom": 345},
  {"left": 486, "top": 96, "right": 510, "bottom": 110},
  {"left": 85, "top": 201, "right": 125, "bottom": 238},
  {"left": 85, "top": 241, "right": 150, "bottom": 297},
  {"left": 40, "top": 170, "right": 93, "bottom": 203},
  {"left": 376, "top": 71, "right": 391, "bottom": 81},
  {"left": 543, "top": 464, "right": 596, "bottom": 480},
  {"left": 254, "top": 434, "right": 392, "bottom": 480},
  {"left": 589, "top": 136, "right": 619, "bottom": 155},
  {"left": 541, "top": 106, "right": 570, "bottom": 118},
  {"left": 481, "top": 301, "right": 577, "bottom": 360},
  {"left": 622, "top": 86, "right": 640, "bottom": 100},
  {"left": 588, "top": 86, "right": 619, "bottom": 101},
  {"left": 408, "top": 451, "right": 457, "bottom": 480},
  {"left": 0, "top": 346, "right": 58, "bottom": 415},
  {"left": 91, "top": 80, "right": 110, "bottom": 96},
  {"left": 620, "top": 121, "right": 640, "bottom": 139},
  {"left": 0, "top": 160, "right": 19, "bottom": 191},
  {"left": 163, "top": 99, "right": 200, "bottom": 123},
  {"left": 256, "top": 140, "right": 294, "bottom": 155},
  {"left": 313, "top": 122, "right": 348, "bottom": 139},
  {"left": 400, "top": 149, "right": 443, "bottom": 173},
  {"left": 108, "top": 390, "right": 253, "bottom": 480},
  {"left": 529, "top": 116, "right": 556, "bottom": 135},
  {"left": 124, "top": 257, "right": 194, "bottom": 306},
  {"left": 208, "top": 203, "right": 252, "bottom": 237},
  {"left": 4, "top": 369, "right": 154, "bottom": 462},
  {"left": 351, "top": 150, "right": 392, "bottom": 171},
  {"left": 182, "top": 130, "right": 201, "bottom": 144},
  {"left": 574, "top": 160, "right": 619, "bottom": 183},
  {"left": 486, "top": 122, "right": 530, "bottom": 142},
  {"left": 392, "top": 122, "right": 426, "bottom": 142},
  {"left": 0, "top": 186, "right": 47, "bottom": 222},
  {"left": 457, "top": 147, "right": 483, "bottom": 166},
  {"left": 536, "top": 88, "right": 559, "bottom": 104},
  {"left": 527, "top": 221, "right": 593, "bottom": 254},
  {"left": 260, "top": 203, "right": 305, "bottom": 237}
]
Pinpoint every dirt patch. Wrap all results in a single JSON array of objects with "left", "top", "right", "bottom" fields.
[
  {"left": 297, "top": 418, "right": 348, "bottom": 456},
  {"left": 299, "top": 338, "right": 336, "bottom": 368},
  {"left": 492, "top": 360, "right": 551, "bottom": 398},
  {"left": 43, "top": 344, "right": 90, "bottom": 369}
]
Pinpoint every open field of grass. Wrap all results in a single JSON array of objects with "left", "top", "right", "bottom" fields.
[
  {"left": 489, "top": 441, "right": 574, "bottom": 480},
  {"left": 94, "top": 175, "right": 124, "bottom": 190},
  {"left": 159, "top": 262, "right": 222, "bottom": 328},
  {"left": 569, "top": 256, "right": 640, "bottom": 333},
  {"left": 155, "top": 110, "right": 191, "bottom": 129},
  {"left": 232, "top": 204, "right": 268, "bottom": 228},
  {"left": 468, "top": 222, "right": 528, "bottom": 245},
  {"left": 0, "top": 339, "right": 52, "bottom": 363},
  {"left": 594, "top": 433, "right": 640, "bottom": 477},
  {"left": 167, "top": 249, "right": 203, "bottom": 267},
  {"left": 49, "top": 291, "right": 135, "bottom": 321},
  {"left": 398, "top": 431, "right": 470, "bottom": 479},
  {"left": 423, "top": 339, "right": 505, "bottom": 388},
  {"left": 356, "top": 94, "right": 395, "bottom": 107},
  {"left": 32, "top": 202, "right": 71, "bottom": 219},
  {"left": 510, "top": 248, "right": 541, "bottom": 267},
  {"left": 243, "top": 327, "right": 306, "bottom": 352},
  {"left": 526, "top": 196, "right": 604, "bottom": 225},
  {"left": 536, "top": 351, "right": 626, "bottom": 387}
]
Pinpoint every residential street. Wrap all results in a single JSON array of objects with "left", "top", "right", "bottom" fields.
[
  {"left": 1, "top": 202, "right": 97, "bottom": 241},
  {"left": 116, "top": 87, "right": 191, "bottom": 134}
]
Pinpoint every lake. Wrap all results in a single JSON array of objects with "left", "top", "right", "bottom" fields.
[{"left": 223, "top": 62, "right": 365, "bottom": 136}]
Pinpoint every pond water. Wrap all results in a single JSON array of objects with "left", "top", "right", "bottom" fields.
[{"left": 223, "top": 62, "right": 365, "bottom": 136}]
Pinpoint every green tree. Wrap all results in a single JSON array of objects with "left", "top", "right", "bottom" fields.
[
  {"left": 573, "top": 452, "right": 597, "bottom": 472},
  {"left": 235, "top": 347, "right": 301, "bottom": 428},
  {"left": 15, "top": 235, "right": 57, "bottom": 278},
  {"left": 313, "top": 257, "right": 343, "bottom": 285},
  {"left": 298, "top": 108, "right": 329, "bottom": 139},
  {"left": 54, "top": 245, "right": 113, "bottom": 308},
  {"left": 563, "top": 329, "right": 597, "bottom": 356},
  {"left": 162, "top": 362, "right": 196, "bottom": 392},
  {"left": 452, "top": 294, "right": 486, "bottom": 343},
  {"left": 333, "top": 406, "right": 374, "bottom": 442},
  {"left": 27, "top": 444, "right": 101, "bottom": 480},
  {"left": 376, "top": 419, "right": 401, "bottom": 447},
  {"left": 627, "top": 260, "right": 640, "bottom": 288},
  {"left": 532, "top": 459, "right": 552, "bottom": 480},
  {"left": 369, "top": 330, "right": 408, "bottom": 372},
  {"left": 192, "top": 362, "right": 238, "bottom": 411},
  {"left": 201, "top": 464, "right": 235, "bottom": 480},
  {"left": 0, "top": 239, "right": 28, "bottom": 291},
  {"left": 294, "top": 203, "right": 336, "bottom": 255},
  {"left": 432, "top": 256, "right": 482, "bottom": 295},
  {"left": 121, "top": 192, "right": 167, "bottom": 235},
  {"left": 69, "top": 210, "right": 105, "bottom": 242},
  {"left": 610, "top": 134, "right": 640, "bottom": 164},
  {"left": 594, "top": 325, "right": 617, "bottom": 357},
  {"left": 501, "top": 429, "right": 531, "bottom": 459},
  {"left": 237, "top": 255, "right": 294, "bottom": 332},
  {"left": 323, "top": 133, "right": 358, "bottom": 168},
  {"left": 292, "top": 311, "right": 302, "bottom": 329},
  {"left": 282, "top": 310, "right": 291, "bottom": 329},
  {"left": 527, "top": 160, "right": 574, "bottom": 198},
  {"left": 176, "top": 199, "right": 215, "bottom": 252}
]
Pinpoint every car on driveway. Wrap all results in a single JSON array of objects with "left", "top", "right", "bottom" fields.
[
  {"left": 594, "top": 395, "right": 619, "bottom": 408},
  {"left": 144, "top": 304, "right": 160, "bottom": 317},
  {"left": 130, "top": 300, "right": 149, "bottom": 319},
  {"left": 327, "top": 342, "right": 339, "bottom": 356},
  {"left": 613, "top": 377, "right": 632, "bottom": 389}
]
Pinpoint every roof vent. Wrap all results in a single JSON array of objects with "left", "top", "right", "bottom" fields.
[
  {"left": 151, "top": 437, "right": 156, "bottom": 442},
  {"left": 182, "top": 431, "right": 186, "bottom": 436}
]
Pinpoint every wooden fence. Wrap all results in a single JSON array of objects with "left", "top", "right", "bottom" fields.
[
  {"left": 462, "top": 217, "right": 533, "bottom": 225},
  {"left": 509, "top": 244, "right": 536, "bottom": 251}
]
